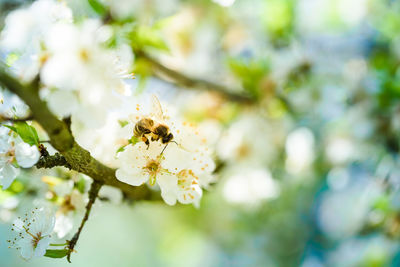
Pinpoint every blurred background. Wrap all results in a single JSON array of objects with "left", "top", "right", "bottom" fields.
[{"left": 2, "top": 0, "right": 400, "bottom": 266}]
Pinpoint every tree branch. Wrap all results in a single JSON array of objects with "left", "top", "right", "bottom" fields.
[
  {"left": 0, "top": 114, "right": 34, "bottom": 122},
  {"left": 135, "top": 50, "right": 255, "bottom": 103},
  {"left": 0, "top": 66, "right": 153, "bottom": 201},
  {"left": 67, "top": 180, "right": 102, "bottom": 263},
  {"left": 135, "top": 51, "right": 295, "bottom": 114},
  {"left": 36, "top": 153, "right": 72, "bottom": 170}
]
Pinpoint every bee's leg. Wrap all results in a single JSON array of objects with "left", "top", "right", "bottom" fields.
[
  {"left": 143, "top": 136, "right": 150, "bottom": 149},
  {"left": 160, "top": 143, "right": 169, "bottom": 155},
  {"left": 151, "top": 133, "right": 159, "bottom": 142}
]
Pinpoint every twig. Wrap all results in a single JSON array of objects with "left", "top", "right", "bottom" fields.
[
  {"left": 135, "top": 51, "right": 255, "bottom": 103},
  {"left": 36, "top": 153, "right": 72, "bottom": 170},
  {"left": 67, "top": 181, "right": 103, "bottom": 263},
  {"left": 0, "top": 114, "right": 34, "bottom": 122}
]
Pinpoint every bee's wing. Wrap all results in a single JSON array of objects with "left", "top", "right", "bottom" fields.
[{"left": 150, "top": 94, "right": 164, "bottom": 121}]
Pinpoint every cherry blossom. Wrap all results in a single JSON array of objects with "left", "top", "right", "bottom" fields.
[{"left": 7, "top": 208, "right": 55, "bottom": 260}]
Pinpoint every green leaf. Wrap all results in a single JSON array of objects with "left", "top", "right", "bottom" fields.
[
  {"left": 130, "top": 25, "right": 170, "bottom": 52},
  {"left": 118, "top": 120, "right": 129, "bottom": 128},
  {"left": 4, "top": 122, "right": 39, "bottom": 146},
  {"left": 116, "top": 145, "right": 126, "bottom": 154},
  {"left": 88, "top": 0, "right": 107, "bottom": 15},
  {"left": 16, "top": 122, "right": 39, "bottom": 146},
  {"left": 3, "top": 124, "right": 17, "bottom": 133},
  {"left": 128, "top": 136, "right": 139, "bottom": 145},
  {"left": 115, "top": 136, "right": 139, "bottom": 156},
  {"left": 44, "top": 249, "right": 69, "bottom": 258}
]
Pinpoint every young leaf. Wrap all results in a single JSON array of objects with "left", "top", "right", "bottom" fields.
[
  {"left": 44, "top": 249, "right": 69, "bottom": 258},
  {"left": 118, "top": 120, "right": 129, "bottom": 128},
  {"left": 116, "top": 145, "right": 126, "bottom": 154},
  {"left": 3, "top": 124, "right": 17, "bottom": 133},
  {"left": 129, "top": 136, "right": 139, "bottom": 145},
  {"left": 88, "top": 0, "right": 107, "bottom": 15},
  {"left": 5, "top": 122, "right": 39, "bottom": 146}
]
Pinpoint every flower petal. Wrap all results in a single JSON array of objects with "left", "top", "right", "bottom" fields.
[
  {"left": 47, "top": 90, "right": 79, "bottom": 118},
  {"left": 15, "top": 142, "right": 40, "bottom": 168},
  {"left": 30, "top": 208, "right": 55, "bottom": 236},
  {"left": 177, "top": 186, "right": 202, "bottom": 205},
  {"left": 161, "top": 190, "right": 177, "bottom": 206},
  {"left": 33, "top": 236, "right": 51, "bottom": 259},
  {"left": 162, "top": 144, "right": 191, "bottom": 172},
  {"left": 157, "top": 173, "right": 178, "bottom": 205},
  {"left": 0, "top": 163, "right": 19, "bottom": 189},
  {"left": 54, "top": 214, "right": 73, "bottom": 238},
  {"left": 116, "top": 168, "right": 148, "bottom": 186},
  {"left": 18, "top": 237, "right": 34, "bottom": 260}
]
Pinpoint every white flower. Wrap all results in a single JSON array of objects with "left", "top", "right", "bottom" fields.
[
  {"left": 7, "top": 208, "right": 55, "bottom": 260},
  {"left": 285, "top": 127, "right": 315, "bottom": 174},
  {"left": 41, "top": 177, "right": 85, "bottom": 239},
  {"left": 217, "top": 114, "right": 278, "bottom": 166},
  {"left": 50, "top": 182, "right": 85, "bottom": 238},
  {"left": 39, "top": 20, "right": 132, "bottom": 126},
  {"left": 41, "top": 20, "right": 131, "bottom": 95},
  {"left": 116, "top": 142, "right": 186, "bottom": 203},
  {"left": 116, "top": 141, "right": 214, "bottom": 206},
  {"left": 15, "top": 142, "right": 40, "bottom": 168},
  {"left": 1, "top": 0, "right": 72, "bottom": 51},
  {"left": 222, "top": 168, "right": 280, "bottom": 207},
  {"left": 0, "top": 126, "right": 40, "bottom": 189},
  {"left": 0, "top": 0, "right": 72, "bottom": 82},
  {"left": 175, "top": 169, "right": 203, "bottom": 206}
]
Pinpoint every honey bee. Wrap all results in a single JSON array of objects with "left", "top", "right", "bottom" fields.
[{"left": 132, "top": 95, "right": 175, "bottom": 151}]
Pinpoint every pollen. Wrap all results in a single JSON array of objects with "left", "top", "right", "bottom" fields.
[
  {"left": 79, "top": 48, "right": 90, "bottom": 62},
  {"left": 143, "top": 159, "right": 162, "bottom": 179}
]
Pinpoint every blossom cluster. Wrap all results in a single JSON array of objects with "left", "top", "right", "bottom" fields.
[
  {"left": 116, "top": 99, "right": 215, "bottom": 207},
  {"left": 1, "top": 0, "right": 133, "bottom": 127}
]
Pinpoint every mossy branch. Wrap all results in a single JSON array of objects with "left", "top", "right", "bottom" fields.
[
  {"left": 36, "top": 153, "right": 72, "bottom": 170},
  {"left": 0, "top": 66, "right": 152, "bottom": 201}
]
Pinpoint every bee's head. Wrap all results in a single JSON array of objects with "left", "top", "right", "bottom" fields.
[{"left": 162, "top": 133, "right": 173, "bottom": 144}]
